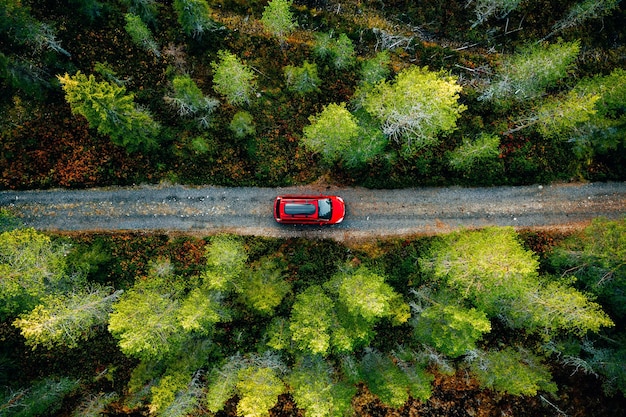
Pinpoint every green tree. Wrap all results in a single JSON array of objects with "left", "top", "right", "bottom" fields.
[
  {"left": 13, "top": 286, "right": 123, "bottom": 349},
  {"left": 284, "top": 60, "right": 321, "bottom": 95},
  {"left": 0, "top": 228, "right": 72, "bottom": 320},
  {"left": 361, "top": 66, "right": 466, "bottom": 153},
  {"left": 549, "top": 217, "right": 626, "bottom": 317},
  {"left": 329, "top": 265, "right": 410, "bottom": 324},
  {"left": 202, "top": 234, "right": 248, "bottom": 291},
  {"left": 236, "top": 366, "right": 285, "bottom": 417},
  {"left": 313, "top": 32, "right": 355, "bottom": 70},
  {"left": 206, "top": 355, "right": 247, "bottom": 413},
  {"left": 239, "top": 257, "right": 291, "bottom": 315},
  {"left": 120, "top": 0, "right": 158, "bottom": 26},
  {"left": 480, "top": 41, "right": 580, "bottom": 105},
  {"left": 567, "top": 69, "right": 626, "bottom": 156},
  {"left": 206, "top": 353, "right": 286, "bottom": 417},
  {"left": 108, "top": 279, "right": 182, "bottom": 360},
  {"left": 176, "top": 287, "right": 223, "bottom": 334},
  {"left": 289, "top": 285, "right": 335, "bottom": 355},
  {"left": 261, "top": 0, "right": 297, "bottom": 40},
  {"left": 173, "top": 0, "right": 216, "bottom": 38},
  {"left": 302, "top": 102, "right": 360, "bottom": 164},
  {"left": 359, "top": 349, "right": 430, "bottom": 408},
  {"left": 413, "top": 304, "right": 491, "bottom": 358},
  {"left": 466, "top": 347, "right": 557, "bottom": 396},
  {"left": 149, "top": 370, "right": 203, "bottom": 416},
  {"left": 551, "top": 0, "right": 621, "bottom": 36},
  {"left": 422, "top": 227, "right": 613, "bottom": 338},
  {"left": 229, "top": 110, "right": 256, "bottom": 138},
  {"left": 58, "top": 71, "right": 160, "bottom": 152},
  {"left": 71, "top": 392, "right": 118, "bottom": 417},
  {"left": 165, "top": 74, "right": 219, "bottom": 128},
  {"left": 211, "top": 50, "right": 256, "bottom": 106},
  {"left": 287, "top": 266, "right": 409, "bottom": 356},
  {"left": 448, "top": 133, "right": 501, "bottom": 171},
  {"left": 359, "top": 51, "right": 391, "bottom": 86},
  {"left": 508, "top": 89, "right": 599, "bottom": 137},
  {"left": 1, "top": 377, "right": 79, "bottom": 417},
  {"left": 289, "top": 355, "right": 355, "bottom": 417},
  {"left": 124, "top": 13, "right": 160, "bottom": 56}
]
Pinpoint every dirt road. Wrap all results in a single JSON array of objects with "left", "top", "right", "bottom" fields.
[{"left": 1, "top": 182, "right": 625, "bottom": 240}]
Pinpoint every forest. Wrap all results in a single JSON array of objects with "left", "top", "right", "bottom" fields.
[{"left": 1, "top": 0, "right": 626, "bottom": 416}]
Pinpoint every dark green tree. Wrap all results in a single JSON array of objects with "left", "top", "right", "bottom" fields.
[
  {"left": 1, "top": 377, "right": 79, "bottom": 417},
  {"left": 549, "top": 217, "right": 626, "bottom": 317},
  {"left": 313, "top": 32, "right": 355, "bottom": 70},
  {"left": 284, "top": 60, "right": 321, "bottom": 95},
  {"left": 173, "top": 0, "right": 217, "bottom": 38},
  {"left": 289, "top": 355, "right": 355, "bottom": 417},
  {"left": 58, "top": 71, "right": 160, "bottom": 152}
]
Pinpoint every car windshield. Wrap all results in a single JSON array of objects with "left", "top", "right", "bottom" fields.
[{"left": 317, "top": 198, "right": 332, "bottom": 220}]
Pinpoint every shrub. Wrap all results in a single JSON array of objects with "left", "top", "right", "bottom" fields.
[{"left": 359, "top": 51, "right": 391, "bottom": 86}]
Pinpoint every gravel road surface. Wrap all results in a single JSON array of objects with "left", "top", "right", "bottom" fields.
[{"left": 1, "top": 182, "right": 625, "bottom": 240}]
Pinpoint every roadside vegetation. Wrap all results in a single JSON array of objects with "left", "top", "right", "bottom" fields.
[
  {"left": 1, "top": 214, "right": 625, "bottom": 416},
  {"left": 0, "top": 0, "right": 625, "bottom": 189}
]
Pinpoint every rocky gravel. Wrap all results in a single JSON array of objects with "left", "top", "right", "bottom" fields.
[{"left": 1, "top": 182, "right": 625, "bottom": 240}]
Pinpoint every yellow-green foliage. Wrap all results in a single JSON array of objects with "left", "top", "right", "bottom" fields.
[
  {"left": 0, "top": 228, "right": 70, "bottom": 319},
  {"left": 236, "top": 367, "right": 285, "bottom": 417},
  {"left": 362, "top": 66, "right": 466, "bottom": 152},
  {"left": 261, "top": 0, "right": 296, "bottom": 39},
  {"left": 211, "top": 50, "right": 256, "bottom": 106},
  {"left": 414, "top": 304, "right": 491, "bottom": 358},
  {"left": 423, "top": 227, "right": 613, "bottom": 339},
  {"left": 14, "top": 286, "right": 122, "bottom": 349}
]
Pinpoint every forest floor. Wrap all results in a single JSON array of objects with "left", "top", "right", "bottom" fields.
[{"left": 1, "top": 181, "right": 625, "bottom": 240}]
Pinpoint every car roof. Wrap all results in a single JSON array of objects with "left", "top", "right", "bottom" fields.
[{"left": 284, "top": 203, "right": 316, "bottom": 215}]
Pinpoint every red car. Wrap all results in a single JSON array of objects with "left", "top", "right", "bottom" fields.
[{"left": 274, "top": 195, "right": 345, "bottom": 225}]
